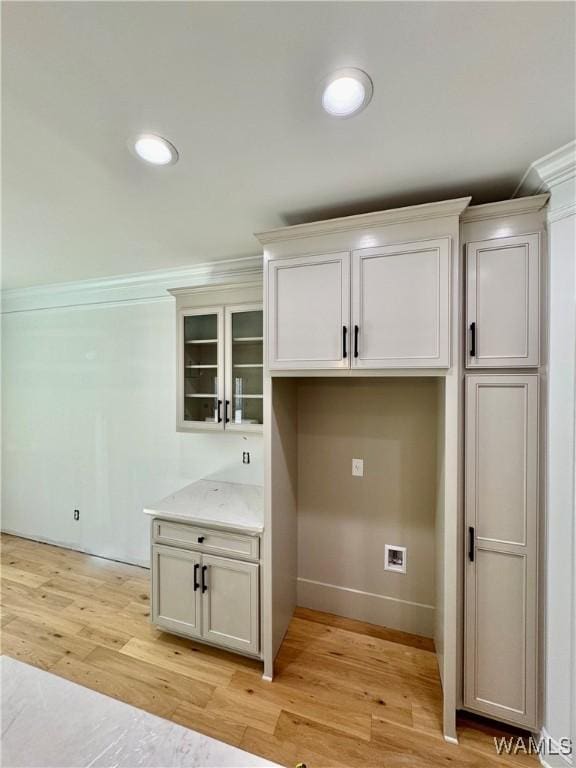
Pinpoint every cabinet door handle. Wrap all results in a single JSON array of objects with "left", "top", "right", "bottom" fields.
[
  {"left": 354, "top": 325, "right": 359, "bottom": 359},
  {"left": 201, "top": 564, "right": 208, "bottom": 592},
  {"left": 468, "top": 526, "right": 475, "bottom": 562},
  {"left": 225, "top": 400, "right": 230, "bottom": 423},
  {"left": 469, "top": 322, "right": 476, "bottom": 357},
  {"left": 217, "top": 399, "right": 223, "bottom": 423},
  {"left": 193, "top": 563, "right": 200, "bottom": 591},
  {"left": 342, "top": 326, "right": 348, "bottom": 359}
]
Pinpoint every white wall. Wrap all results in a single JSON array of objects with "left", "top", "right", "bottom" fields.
[{"left": 1, "top": 297, "right": 263, "bottom": 567}]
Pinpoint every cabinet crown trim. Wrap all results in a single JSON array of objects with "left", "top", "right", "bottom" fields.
[
  {"left": 255, "top": 197, "right": 471, "bottom": 245},
  {"left": 461, "top": 194, "right": 549, "bottom": 222}
]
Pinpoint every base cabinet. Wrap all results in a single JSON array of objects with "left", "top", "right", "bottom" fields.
[
  {"left": 152, "top": 545, "right": 202, "bottom": 638},
  {"left": 464, "top": 375, "right": 538, "bottom": 729},
  {"left": 201, "top": 554, "right": 259, "bottom": 655},
  {"left": 151, "top": 538, "right": 260, "bottom": 657}
]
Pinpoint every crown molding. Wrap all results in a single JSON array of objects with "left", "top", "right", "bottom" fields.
[
  {"left": 168, "top": 280, "right": 263, "bottom": 297},
  {"left": 514, "top": 140, "right": 576, "bottom": 198},
  {"left": 254, "top": 196, "right": 472, "bottom": 245},
  {"left": 461, "top": 193, "right": 549, "bottom": 223},
  {"left": 2, "top": 255, "right": 263, "bottom": 314},
  {"left": 547, "top": 201, "right": 576, "bottom": 224}
]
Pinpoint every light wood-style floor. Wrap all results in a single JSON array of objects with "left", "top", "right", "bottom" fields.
[{"left": 1, "top": 534, "right": 536, "bottom": 767}]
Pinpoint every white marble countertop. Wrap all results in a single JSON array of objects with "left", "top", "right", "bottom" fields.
[{"left": 143, "top": 479, "right": 264, "bottom": 534}]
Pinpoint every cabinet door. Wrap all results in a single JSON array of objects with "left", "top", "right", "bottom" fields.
[
  {"left": 152, "top": 544, "right": 202, "bottom": 638},
  {"left": 464, "top": 375, "right": 538, "bottom": 729},
  {"left": 466, "top": 234, "right": 540, "bottom": 368},
  {"left": 225, "top": 305, "right": 263, "bottom": 431},
  {"left": 201, "top": 554, "right": 259, "bottom": 655},
  {"left": 177, "top": 307, "right": 224, "bottom": 430},
  {"left": 351, "top": 238, "right": 451, "bottom": 368},
  {"left": 268, "top": 251, "right": 350, "bottom": 370}
]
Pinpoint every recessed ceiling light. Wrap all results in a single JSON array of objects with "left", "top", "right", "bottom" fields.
[
  {"left": 321, "top": 68, "right": 373, "bottom": 118},
  {"left": 132, "top": 134, "right": 178, "bottom": 165}
]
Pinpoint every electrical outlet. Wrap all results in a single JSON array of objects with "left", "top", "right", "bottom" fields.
[
  {"left": 243, "top": 451, "right": 250, "bottom": 465},
  {"left": 352, "top": 458, "right": 364, "bottom": 477},
  {"left": 73, "top": 509, "right": 80, "bottom": 521}
]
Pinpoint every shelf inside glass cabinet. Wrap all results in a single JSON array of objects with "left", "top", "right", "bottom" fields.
[
  {"left": 183, "top": 313, "right": 220, "bottom": 423},
  {"left": 230, "top": 310, "right": 263, "bottom": 425}
]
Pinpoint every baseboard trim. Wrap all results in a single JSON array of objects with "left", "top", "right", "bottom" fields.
[
  {"left": 0, "top": 528, "right": 149, "bottom": 570},
  {"left": 538, "top": 728, "right": 574, "bottom": 768},
  {"left": 296, "top": 577, "right": 434, "bottom": 638}
]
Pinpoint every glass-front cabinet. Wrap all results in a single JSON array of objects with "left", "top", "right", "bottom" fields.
[
  {"left": 226, "top": 305, "right": 263, "bottom": 430},
  {"left": 181, "top": 308, "right": 224, "bottom": 428},
  {"left": 177, "top": 303, "right": 263, "bottom": 432}
]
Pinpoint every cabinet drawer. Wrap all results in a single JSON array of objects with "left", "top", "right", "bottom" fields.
[{"left": 153, "top": 520, "right": 259, "bottom": 560}]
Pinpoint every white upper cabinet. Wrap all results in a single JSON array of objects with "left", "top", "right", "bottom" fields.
[
  {"left": 178, "top": 307, "right": 224, "bottom": 430},
  {"left": 466, "top": 234, "right": 540, "bottom": 368},
  {"left": 351, "top": 238, "right": 451, "bottom": 368},
  {"left": 225, "top": 305, "right": 264, "bottom": 431},
  {"left": 177, "top": 303, "right": 263, "bottom": 431},
  {"left": 267, "top": 251, "right": 350, "bottom": 370},
  {"left": 267, "top": 240, "right": 451, "bottom": 370}
]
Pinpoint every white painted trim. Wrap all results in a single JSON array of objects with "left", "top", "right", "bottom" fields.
[
  {"left": 461, "top": 194, "right": 549, "bottom": 222},
  {"left": 2, "top": 255, "right": 263, "bottom": 314},
  {"left": 168, "top": 280, "right": 262, "bottom": 298},
  {"left": 297, "top": 577, "right": 435, "bottom": 610},
  {"left": 296, "top": 576, "right": 434, "bottom": 637},
  {"left": 0, "top": 528, "right": 150, "bottom": 569},
  {"left": 255, "top": 197, "right": 471, "bottom": 244},
  {"left": 548, "top": 202, "right": 576, "bottom": 224},
  {"left": 515, "top": 141, "right": 576, "bottom": 198},
  {"left": 537, "top": 728, "right": 574, "bottom": 768}
]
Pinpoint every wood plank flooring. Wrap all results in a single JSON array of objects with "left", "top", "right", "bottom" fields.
[{"left": 1, "top": 534, "right": 537, "bottom": 767}]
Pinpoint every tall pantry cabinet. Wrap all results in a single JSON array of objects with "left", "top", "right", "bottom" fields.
[{"left": 461, "top": 197, "right": 546, "bottom": 730}]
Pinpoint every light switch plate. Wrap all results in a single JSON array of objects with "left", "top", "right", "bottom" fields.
[{"left": 352, "top": 458, "right": 364, "bottom": 477}]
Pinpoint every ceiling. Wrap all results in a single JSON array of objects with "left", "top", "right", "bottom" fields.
[{"left": 3, "top": 1, "right": 575, "bottom": 290}]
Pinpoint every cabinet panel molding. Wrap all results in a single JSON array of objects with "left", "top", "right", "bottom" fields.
[
  {"left": 464, "top": 374, "right": 538, "bottom": 729},
  {"left": 153, "top": 520, "right": 259, "bottom": 561},
  {"left": 466, "top": 234, "right": 540, "bottom": 368},
  {"left": 201, "top": 554, "right": 260, "bottom": 655},
  {"left": 351, "top": 237, "right": 451, "bottom": 368},
  {"left": 267, "top": 251, "right": 350, "bottom": 370},
  {"left": 152, "top": 544, "right": 202, "bottom": 638}
]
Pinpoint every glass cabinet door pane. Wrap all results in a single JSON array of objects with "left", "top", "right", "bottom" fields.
[
  {"left": 183, "top": 313, "right": 220, "bottom": 424},
  {"left": 230, "top": 310, "right": 263, "bottom": 426},
  {"left": 184, "top": 395, "right": 220, "bottom": 424}
]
